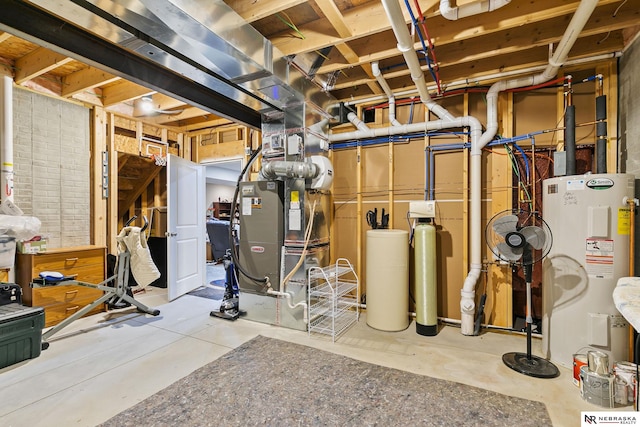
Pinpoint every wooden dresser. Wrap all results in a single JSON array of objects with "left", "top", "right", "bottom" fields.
[{"left": 16, "top": 246, "right": 107, "bottom": 327}]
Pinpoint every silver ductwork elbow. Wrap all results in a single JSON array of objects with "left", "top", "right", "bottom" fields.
[
  {"left": 261, "top": 156, "right": 334, "bottom": 191},
  {"left": 261, "top": 160, "right": 319, "bottom": 180}
]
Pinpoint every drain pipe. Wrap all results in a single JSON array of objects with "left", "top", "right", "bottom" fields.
[
  {"left": 440, "top": 0, "right": 511, "bottom": 21},
  {"left": 381, "top": 0, "right": 454, "bottom": 122},
  {"left": 0, "top": 75, "right": 14, "bottom": 202},
  {"left": 372, "top": 61, "right": 402, "bottom": 127},
  {"left": 338, "top": 52, "right": 621, "bottom": 109},
  {"left": 348, "top": 112, "right": 370, "bottom": 132},
  {"left": 459, "top": 0, "right": 599, "bottom": 335}
]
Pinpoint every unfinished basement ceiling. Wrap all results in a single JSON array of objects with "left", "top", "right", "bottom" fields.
[{"left": 0, "top": 0, "right": 638, "bottom": 131}]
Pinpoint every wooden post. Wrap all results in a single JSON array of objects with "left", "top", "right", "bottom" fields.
[{"left": 90, "top": 106, "right": 108, "bottom": 248}]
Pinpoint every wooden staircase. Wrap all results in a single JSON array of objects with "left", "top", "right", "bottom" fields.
[{"left": 117, "top": 154, "right": 164, "bottom": 219}]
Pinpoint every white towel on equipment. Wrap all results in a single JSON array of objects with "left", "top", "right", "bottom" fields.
[{"left": 117, "top": 226, "right": 161, "bottom": 289}]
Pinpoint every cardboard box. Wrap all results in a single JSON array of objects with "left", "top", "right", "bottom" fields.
[{"left": 17, "top": 239, "right": 47, "bottom": 254}]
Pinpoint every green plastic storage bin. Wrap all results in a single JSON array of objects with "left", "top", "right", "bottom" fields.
[{"left": 0, "top": 303, "right": 44, "bottom": 369}]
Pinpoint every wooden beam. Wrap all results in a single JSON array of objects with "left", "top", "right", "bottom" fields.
[
  {"left": 329, "top": 31, "right": 625, "bottom": 93},
  {"left": 14, "top": 47, "right": 73, "bottom": 84},
  {"left": 335, "top": 43, "right": 359, "bottom": 64},
  {"left": 0, "top": 57, "right": 13, "bottom": 77},
  {"left": 319, "top": 2, "right": 634, "bottom": 78},
  {"left": 145, "top": 106, "right": 213, "bottom": 125},
  {"left": 269, "top": 0, "right": 620, "bottom": 57},
  {"left": 150, "top": 93, "right": 188, "bottom": 111},
  {"left": 90, "top": 107, "right": 108, "bottom": 248},
  {"left": 175, "top": 118, "right": 234, "bottom": 133},
  {"left": 61, "top": 66, "right": 120, "bottom": 98},
  {"left": 107, "top": 113, "right": 118, "bottom": 253},
  {"left": 313, "top": 0, "right": 352, "bottom": 38},
  {"left": 101, "top": 81, "right": 154, "bottom": 106},
  {"left": 230, "top": 0, "right": 306, "bottom": 23}
]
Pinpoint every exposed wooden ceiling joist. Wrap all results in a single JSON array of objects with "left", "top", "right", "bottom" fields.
[
  {"left": 14, "top": 46, "right": 73, "bottom": 84},
  {"left": 0, "top": 0, "right": 637, "bottom": 133}
]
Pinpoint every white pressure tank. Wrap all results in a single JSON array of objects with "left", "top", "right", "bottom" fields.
[{"left": 542, "top": 173, "right": 634, "bottom": 369}]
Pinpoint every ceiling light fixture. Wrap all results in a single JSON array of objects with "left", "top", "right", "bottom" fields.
[{"left": 133, "top": 96, "right": 185, "bottom": 117}]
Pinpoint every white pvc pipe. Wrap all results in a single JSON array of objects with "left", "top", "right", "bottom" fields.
[
  {"left": 347, "top": 111, "right": 370, "bottom": 132},
  {"left": 335, "top": 0, "right": 599, "bottom": 337},
  {"left": 459, "top": 0, "right": 598, "bottom": 335},
  {"left": 0, "top": 75, "right": 13, "bottom": 202},
  {"left": 440, "top": 0, "right": 511, "bottom": 21},
  {"left": 339, "top": 52, "right": 620, "bottom": 108},
  {"left": 372, "top": 61, "right": 402, "bottom": 127},
  {"left": 330, "top": 116, "right": 479, "bottom": 143},
  {"left": 381, "top": 0, "right": 454, "bottom": 122}
]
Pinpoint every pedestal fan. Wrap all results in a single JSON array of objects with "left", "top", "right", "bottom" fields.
[{"left": 485, "top": 209, "right": 560, "bottom": 378}]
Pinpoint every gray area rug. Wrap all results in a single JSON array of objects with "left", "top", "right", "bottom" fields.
[
  {"left": 186, "top": 280, "right": 225, "bottom": 300},
  {"left": 100, "top": 335, "right": 552, "bottom": 427}
]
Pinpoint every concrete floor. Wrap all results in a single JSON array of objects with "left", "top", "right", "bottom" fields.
[{"left": 0, "top": 266, "right": 631, "bottom": 426}]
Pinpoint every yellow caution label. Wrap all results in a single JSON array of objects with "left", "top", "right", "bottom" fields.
[
  {"left": 291, "top": 191, "right": 299, "bottom": 203},
  {"left": 618, "top": 207, "right": 631, "bottom": 235}
]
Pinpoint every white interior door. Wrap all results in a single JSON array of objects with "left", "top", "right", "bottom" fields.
[{"left": 167, "top": 154, "right": 205, "bottom": 300}]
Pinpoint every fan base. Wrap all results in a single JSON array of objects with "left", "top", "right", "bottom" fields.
[{"left": 502, "top": 352, "right": 560, "bottom": 378}]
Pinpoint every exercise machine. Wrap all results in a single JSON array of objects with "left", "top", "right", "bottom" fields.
[{"left": 41, "top": 216, "right": 160, "bottom": 349}]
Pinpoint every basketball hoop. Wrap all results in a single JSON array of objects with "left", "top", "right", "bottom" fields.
[{"left": 151, "top": 154, "right": 167, "bottom": 166}]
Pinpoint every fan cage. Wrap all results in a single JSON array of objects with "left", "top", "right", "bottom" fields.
[{"left": 485, "top": 208, "right": 553, "bottom": 266}]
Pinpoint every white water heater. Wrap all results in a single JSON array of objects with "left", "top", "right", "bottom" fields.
[{"left": 542, "top": 173, "right": 634, "bottom": 369}]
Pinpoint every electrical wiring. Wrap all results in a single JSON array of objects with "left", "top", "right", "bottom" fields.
[
  {"left": 275, "top": 12, "right": 305, "bottom": 39},
  {"left": 505, "top": 143, "right": 533, "bottom": 210},
  {"left": 402, "top": 0, "right": 440, "bottom": 92},
  {"left": 411, "top": 0, "right": 442, "bottom": 95},
  {"left": 512, "top": 143, "right": 531, "bottom": 182}
]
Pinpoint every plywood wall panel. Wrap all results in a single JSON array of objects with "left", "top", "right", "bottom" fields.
[
  {"left": 362, "top": 144, "right": 389, "bottom": 201},
  {"left": 434, "top": 200, "right": 466, "bottom": 319},
  {"left": 514, "top": 88, "right": 557, "bottom": 146},
  {"left": 332, "top": 149, "right": 357, "bottom": 200},
  {"left": 394, "top": 139, "right": 425, "bottom": 196}
]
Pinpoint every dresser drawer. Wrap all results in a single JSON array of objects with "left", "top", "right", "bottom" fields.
[
  {"left": 31, "top": 249, "right": 104, "bottom": 278},
  {"left": 33, "top": 284, "right": 104, "bottom": 327},
  {"left": 16, "top": 246, "right": 108, "bottom": 326}
]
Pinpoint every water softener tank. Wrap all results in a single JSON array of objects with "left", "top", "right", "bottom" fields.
[
  {"left": 366, "top": 229, "right": 409, "bottom": 331},
  {"left": 415, "top": 220, "right": 438, "bottom": 335},
  {"left": 542, "top": 173, "right": 634, "bottom": 368}
]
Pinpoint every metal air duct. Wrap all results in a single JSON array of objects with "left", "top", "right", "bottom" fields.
[{"left": 2, "top": 0, "right": 335, "bottom": 125}]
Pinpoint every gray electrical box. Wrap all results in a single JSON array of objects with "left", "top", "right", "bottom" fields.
[{"left": 238, "top": 180, "right": 284, "bottom": 294}]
